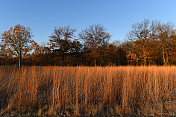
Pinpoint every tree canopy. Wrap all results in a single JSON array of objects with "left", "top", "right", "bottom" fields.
[{"left": 1, "top": 24, "right": 36, "bottom": 67}]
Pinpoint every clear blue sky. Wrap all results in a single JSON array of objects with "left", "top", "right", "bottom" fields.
[{"left": 1, "top": 0, "right": 176, "bottom": 44}]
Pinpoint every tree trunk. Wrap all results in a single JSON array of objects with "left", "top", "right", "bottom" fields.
[
  {"left": 162, "top": 47, "right": 168, "bottom": 66},
  {"left": 19, "top": 50, "right": 21, "bottom": 68},
  {"left": 94, "top": 59, "right": 97, "bottom": 66},
  {"left": 143, "top": 46, "right": 147, "bottom": 66},
  {"left": 166, "top": 52, "right": 169, "bottom": 65},
  {"left": 144, "top": 56, "right": 146, "bottom": 66}
]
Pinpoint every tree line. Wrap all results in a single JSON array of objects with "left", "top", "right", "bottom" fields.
[{"left": 0, "top": 19, "right": 176, "bottom": 66}]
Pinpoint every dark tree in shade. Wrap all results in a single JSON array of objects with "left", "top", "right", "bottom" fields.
[{"left": 79, "top": 24, "right": 110, "bottom": 66}]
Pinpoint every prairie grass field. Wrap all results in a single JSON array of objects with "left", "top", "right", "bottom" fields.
[{"left": 0, "top": 66, "right": 176, "bottom": 116}]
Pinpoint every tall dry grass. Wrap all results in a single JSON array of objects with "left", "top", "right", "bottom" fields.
[{"left": 0, "top": 66, "right": 176, "bottom": 116}]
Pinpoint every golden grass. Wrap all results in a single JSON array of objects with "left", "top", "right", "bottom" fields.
[{"left": 0, "top": 66, "right": 176, "bottom": 116}]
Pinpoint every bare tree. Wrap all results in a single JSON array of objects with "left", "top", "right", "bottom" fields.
[
  {"left": 156, "top": 22, "right": 175, "bottom": 65},
  {"left": 128, "top": 19, "right": 176, "bottom": 66},
  {"left": 169, "top": 32, "right": 176, "bottom": 64},
  {"left": 79, "top": 24, "right": 110, "bottom": 65},
  {"left": 49, "top": 26, "right": 76, "bottom": 53},
  {"left": 79, "top": 24, "right": 110, "bottom": 49},
  {"left": 128, "top": 19, "right": 158, "bottom": 65},
  {"left": 1, "top": 24, "right": 36, "bottom": 67}
]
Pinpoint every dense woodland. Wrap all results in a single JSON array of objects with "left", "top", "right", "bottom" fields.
[{"left": 0, "top": 19, "right": 176, "bottom": 66}]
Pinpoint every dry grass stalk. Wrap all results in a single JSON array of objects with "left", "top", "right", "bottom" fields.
[{"left": 0, "top": 66, "right": 175, "bottom": 116}]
